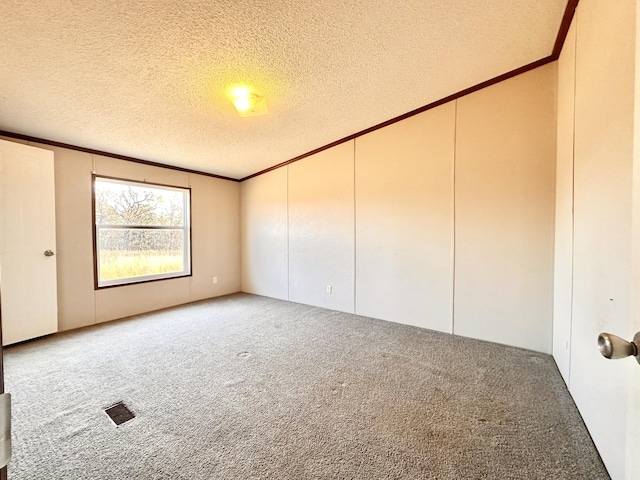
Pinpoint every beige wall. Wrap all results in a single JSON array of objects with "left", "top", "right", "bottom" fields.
[
  {"left": 240, "top": 65, "right": 557, "bottom": 353},
  {"left": 553, "top": 0, "right": 640, "bottom": 478},
  {"left": 24, "top": 142, "right": 240, "bottom": 331},
  {"left": 454, "top": 64, "right": 557, "bottom": 353},
  {"left": 355, "top": 103, "right": 455, "bottom": 332},
  {"left": 289, "top": 142, "right": 355, "bottom": 312},
  {"left": 240, "top": 167, "right": 288, "bottom": 299},
  {"left": 49, "top": 146, "right": 96, "bottom": 330}
]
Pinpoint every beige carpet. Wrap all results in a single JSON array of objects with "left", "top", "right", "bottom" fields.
[{"left": 4, "top": 293, "right": 608, "bottom": 479}]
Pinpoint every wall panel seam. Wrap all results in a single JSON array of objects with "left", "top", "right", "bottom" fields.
[
  {"left": 452, "top": 100, "right": 458, "bottom": 336},
  {"left": 353, "top": 139, "right": 357, "bottom": 315},
  {"left": 286, "top": 166, "right": 290, "bottom": 301}
]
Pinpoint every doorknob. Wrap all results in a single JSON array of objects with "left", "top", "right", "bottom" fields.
[
  {"left": 597, "top": 332, "right": 640, "bottom": 364},
  {"left": 43, "top": 250, "right": 54, "bottom": 257}
]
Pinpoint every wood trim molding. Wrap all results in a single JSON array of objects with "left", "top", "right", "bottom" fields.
[
  {"left": 241, "top": 56, "right": 555, "bottom": 181},
  {"left": 241, "top": 0, "right": 581, "bottom": 182},
  {"left": 553, "top": 0, "right": 580, "bottom": 58},
  {"left": 0, "top": 130, "right": 239, "bottom": 183},
  {"left": 0, "top": 1, "right": 580, "bottom": 184}
]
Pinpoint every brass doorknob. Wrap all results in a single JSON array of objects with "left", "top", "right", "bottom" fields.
[{"left": 598, "top": 332, "right": 640, "bottom": 364}]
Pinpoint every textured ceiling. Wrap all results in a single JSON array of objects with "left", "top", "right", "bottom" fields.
[{"left": 1, "top": 1, "right": 568, "bottom": 180}]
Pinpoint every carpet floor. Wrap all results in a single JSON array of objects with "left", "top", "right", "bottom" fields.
[{"left": 4, "top": 293, "right": 608, "bottom": 479}]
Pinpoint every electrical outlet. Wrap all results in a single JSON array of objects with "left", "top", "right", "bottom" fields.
[
  {"left": 326, "top": 285, "right": 332, "bottom": 294},
  {"left": 213, "top": 277, "right": 218, "bottom": 285}
]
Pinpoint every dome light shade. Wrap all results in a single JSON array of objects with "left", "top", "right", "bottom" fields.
[{"left": 229, "top": 86, "right": 268, "bottom": 117}]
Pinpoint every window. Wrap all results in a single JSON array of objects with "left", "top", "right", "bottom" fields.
[{"left": 93, "top": 176, "right": 191, "bottom": 288}]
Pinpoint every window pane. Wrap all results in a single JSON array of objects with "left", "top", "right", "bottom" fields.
[
  {"left": 98, "top": 228, "right": 186, "bottom": 282},
  {"left": 93, "top": 176, "right": 191, "bottom": 288},
  {"left": 95, "top": 178, "right": 185, "bottom": 227}
]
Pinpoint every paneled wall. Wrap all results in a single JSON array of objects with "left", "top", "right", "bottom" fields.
[
  {"left": 289, "top": 142, "right": 355, "bottom": 312},
  {"left": 241, "top": 64, "right": 557, "bottom": 353},
  {"left": 240, "top": 167, "right": 288, "bottom": 299},
  {"left": 355, "top": 103, "right": 455, "bottom": 331},
  {"left": 0, "top": 139, "right": 242, "bottom": 332},
  {"left": 455, "top": 65, "right": 557, "bottom": 352}
]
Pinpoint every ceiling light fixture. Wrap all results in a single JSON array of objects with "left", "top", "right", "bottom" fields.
[{"left": 229, "top": 86, "right": 268, "bottom": 117}]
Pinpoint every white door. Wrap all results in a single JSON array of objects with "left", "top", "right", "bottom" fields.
[
  {"left": 0, "top": 140, "right": 58, "bottom": 345},
  {"left": 563, "top": 2, "right": 640, "bottom": 478}
]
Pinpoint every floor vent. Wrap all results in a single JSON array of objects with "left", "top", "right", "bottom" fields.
[{"left": 104, "top": 402, "right": 135, "bottom": 426}]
